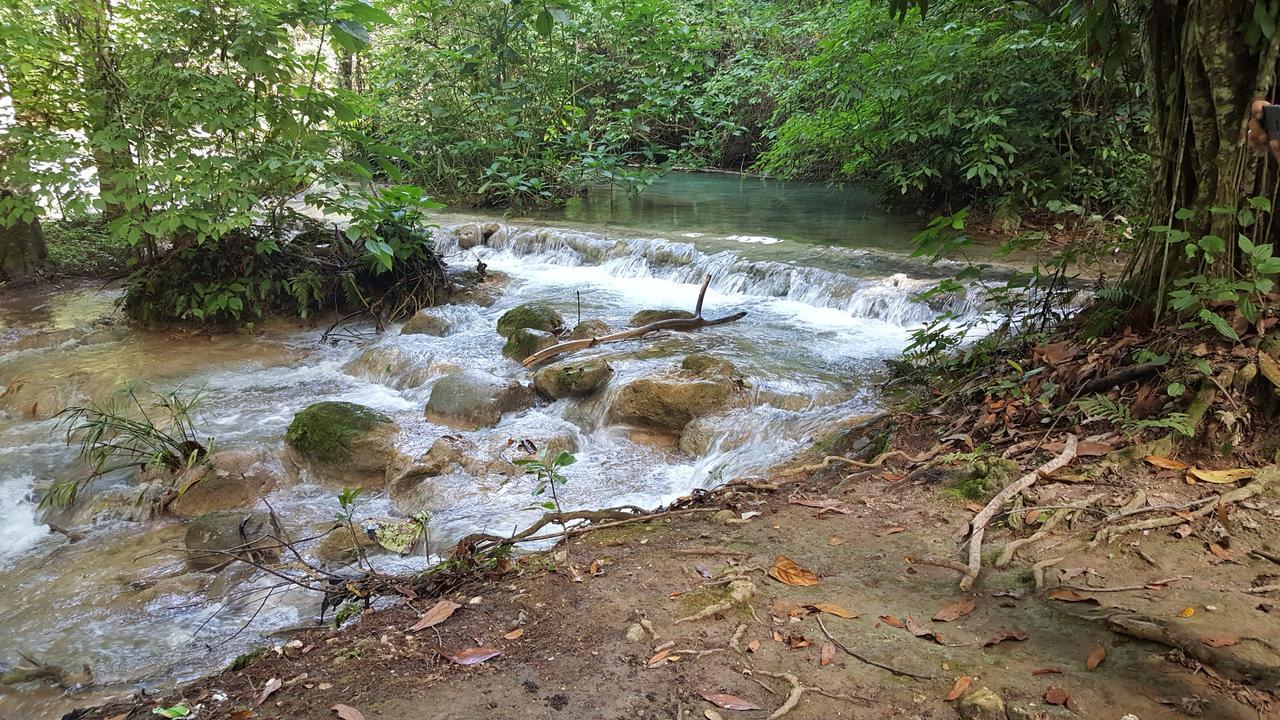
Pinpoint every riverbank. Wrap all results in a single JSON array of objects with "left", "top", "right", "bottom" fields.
[{"left": 78, "top": 411, "right": 1280, "bottom": 720}]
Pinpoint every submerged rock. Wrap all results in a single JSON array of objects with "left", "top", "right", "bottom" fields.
[
  {"left": 680, "top": 353, "right": 739, "bottom": 378},
  {"left": 532, "top": 359, "right": 613, "bottom": 399},
  {"left": 169, "top": 449, "right": 289, "bottom": 517},
  {"left": 184, "top": 510, "right": 279, "bottom": 571},
  {"left": 424, "top": 370, "right": 535, "bottom": 429},
  {"left": 679, "top": 415, "right": 751, "bottom": 456},
  {"left": 313, "top": 525, "right": 380, "bottom": 563},
  {"left": 284, "top": 401, "right": 401, "bottom": 490},
  {"left": 401, "top": 309, "right": 453, "bottom": 336},
  {"left": 502, "top": 327, "right": 558, "bottom": 360},
  {"left": 629, "top": 308, "right": 694, "bottom": 326},
  {"left": 496, "top": 303, "right": 564, "bottom": 337},
  {"left": 342, "top": 345, "right": 437, "bottom": 389},
  {"left": 449, "top": 268, "right": 510, "bottom": 307},
  {"left": 567, "top": 319, "right": 611, "bottom": 340},
  {"left": 609, "top": 369, "right": 743, "bottom": 432}
]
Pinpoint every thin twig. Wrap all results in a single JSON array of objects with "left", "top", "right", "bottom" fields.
[{"left": 814, "top": 616, "right": 935, "bottom": 680}]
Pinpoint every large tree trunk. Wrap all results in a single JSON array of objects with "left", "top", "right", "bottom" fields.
[
  {"left": 0, "top": 189, "right": 48, "bottom": 281},
  {"left": 1123, "top": 0, "right": 1280, "bottom": 321}
]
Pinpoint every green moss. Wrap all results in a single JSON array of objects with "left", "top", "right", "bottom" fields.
[
  {"left": 227, "top": 647, "right": 266, "bottom": 671},
  {"left": 631, "top": 308, "right": 694, "bottom": 326},
  {"left": 502, "top": 327, "right": 557, "bottom": 359},
  {"left": 677, "top": 585, "right": 731, "bottom": 615},
  {"left": 943, "top": 457, "right": 1017, "bottom": 500},
  {"left": 496, "top": 303, "right": 564, "bottom": 337},
  {"left": 285, "top": 401, "right": 392, "bottom": 464}
]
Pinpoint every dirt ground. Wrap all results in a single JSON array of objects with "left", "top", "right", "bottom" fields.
[{"left": 75, "top": 422, "right": 1280, "bottom": 720}]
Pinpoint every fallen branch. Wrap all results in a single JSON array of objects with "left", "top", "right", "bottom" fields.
[
  {"left": 1077, "top": 362, "right": 1160, "bottom": 395},
  {"left": 521, "top": 274, "right": 746, "bottom": 367},
  {"left": 1043, "top": 575, "right": 1190, "bottom": 594},
  {"left": 814, "top": 615, "right": 935, "bottom": 680},
  {"left": 961, "top": 435, "right": 1078, "bottom": 591},
  {"left": 453, "top": 507, "right": 719, "bottom": 557}
]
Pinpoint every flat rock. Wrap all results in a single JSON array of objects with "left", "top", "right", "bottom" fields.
[{"left": 425, "top": 370, "right": 535, "bottom": 429}]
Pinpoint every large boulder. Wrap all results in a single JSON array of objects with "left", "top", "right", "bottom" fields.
[
  {"left": 169, "top": 449, "right": 289, "bottom": 518},
  {"left": 284, "top": 402, "right": 401, "bottom": 490},
  {"left": 184, "top": 510, "right": 279, "bottom": 571},
  {"left": 680, "top": 353, "right": 739, "bottom": 378},
  {"left": 502, "top": 328, "right": 558, "bottom": 360},
  {"left": 425, "top": 370, "right": 535, "bottom": 429},
  {"left": 313, "top": 524, "right": 380, "bottom": 563},
  {"left": 567, "top": 319, "right": 611, "bottom": 340},
  {"left": 401, "top": 309, "right": 452, "bottom": 336},
  {"left": 630, "top": 309, "right": 694, "bottom": 326},
  {"left": 609, "top": 371, "right": 744, "bottom": 431},
  {"left": 496, "top": 303, "right": 564, "bottom": 337},
  {"left": 532, "top": 359, "right": 613, "bottom": 399}
]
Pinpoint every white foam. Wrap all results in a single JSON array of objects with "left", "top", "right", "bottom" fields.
[{"left": 0, "top": 475, "right": 46, "bottom": 564}]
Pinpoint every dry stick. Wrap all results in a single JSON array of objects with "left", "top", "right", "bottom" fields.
[
  {"left": 1246, "top": 584, "right": 1280, "bottom": 594},
  {"left": 521, "top": 274, "right": 747, "bottom": 367},
  {"left": 995, "top": 493, "right": 1102, "bottom": 567},
  {"left": 1044, "top": 575, "right": 1191, "bottom": 594},
  {"left": 1092, "top": 470, "right": 1274, "bottom": 545},
  {"left": 814, "top": 615, "right": 935, "bottom": 681},
  {"left": 961, "top": 435, "right": 1077, "bottom": 591}
]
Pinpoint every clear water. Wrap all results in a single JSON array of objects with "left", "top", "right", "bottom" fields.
[{"left": 0, "top": 173, "right": 955, "bottom": 718}]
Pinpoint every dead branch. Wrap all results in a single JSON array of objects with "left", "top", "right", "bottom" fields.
[
  {"left": 522, "top": 274, "right": 746, "bottom": 367},
  {"left": 0, "top": 654, "right": 91, "bottom": 688},
  {"left": 1251, "top": 549, "right": 1280, "bottom": 566},
  {"left": 904, "top": 555, "right": 972, "bottom": 576},
  {"left": 1107, "top": 613, "right": 1280, "bottom": 693},
  {"left": 996, "top": 494, "right": 1101, "bottom": 567},
  {"left": 452, "top": 507, "right": 719, "bottom": 557},
  {"left": 814, "top": 615, "right": 936, "bottom": 680},
  {"left": 1077, "top": 362, "right": 1160, "bottom": 394},
  {"left": 961, "top": 435, "right": 1077, "bottom": 591}
]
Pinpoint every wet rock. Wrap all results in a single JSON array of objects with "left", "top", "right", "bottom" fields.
[
  {"left": 169, "top": 449, "right": 289, "bottom": 517},
  {"left": 284, "top": 401, "right": 401, "bottom": 490},
  {"left": 680, "top": 353, "right": 739, "bottom": 379},
  {"left": 532, "top": 359, "right": 613, "bottom": 399},
  {"left": 184, "top": 510, "right": 279, "bottom": 571},
  {"left": 401, "top": 309, "right": 452, "bottom": 336},
  {"left": 609, "top": 370, "right": 744, "bottom": 431},
  {"left": 502, "top": 328, "right": 558, "bottom": 360},
  {"left": 313, "top": 525, "right": 380, "bottom": 563},
  {"left": 510, "top": 431, "right": 579, "bottom": 462},
  {"left": 956, "top": 687, "right": 1005, "bottom": 720},
  {"left": 456, "top": 223, "right": 483, "bottom": 250},
  {"left": 449, "top": 269, "right": 510, "bottom": 307},
  {"left": 629, "top": 308, "right": 694, "bottom": 326},
  {"left": 342, "top": 345, "right": 437, "bottom": 390},
  {"left": 567, "top": 319, "right": 611, "bottom": 340},
  {"left": 425, "top": 370, "right": 535, "bottom": 430},
  {"left": 497, "top": 303, "right": 565, "bottom": 337},
  {"left": 388, "top": 436, "right": 474, "bottom": 506},
  {"left": 679, "top": 415, "right": 750, "bottom": 456}
]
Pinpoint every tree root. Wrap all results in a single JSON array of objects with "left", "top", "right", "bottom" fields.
[
  {"left": 1044, "top": 575, "right": 1191, "bottom": 594},
  {"left": 814, "top": 615, "right": 936, "bottom": 680},
  {"left": 1107, "top": 613, "right": 1280, "bottom": 694},
  {"left": 996, "top": 493, "right": 1101, "bottom": 567},
  {"left": 961, "top": 435, "right": 1077, "bottom": 591},
  {"left": 675, "top": 580, "right": 756, "bottom": 624},
  {"left": 1032, "top": 556, "right": 1065, "bottom": 592},
  {"left": 744, "top": 668, "right": 866, "bottom": 719},
  {"left": 1092, "top": 467, "right": 1275, "bottom": 545}
]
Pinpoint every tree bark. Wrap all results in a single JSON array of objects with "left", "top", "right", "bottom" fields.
[{"left": 0, "top": 189, "right": 48, "bottom": 281}]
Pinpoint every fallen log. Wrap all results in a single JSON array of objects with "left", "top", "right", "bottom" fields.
[{"left": 521, "top": 274, "right": 747, "bottom": 367}]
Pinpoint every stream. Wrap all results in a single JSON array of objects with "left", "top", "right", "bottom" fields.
[{"left": 0, "top": 173, "right": 974, "bottom": 718}]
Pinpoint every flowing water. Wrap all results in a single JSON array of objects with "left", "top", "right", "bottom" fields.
[{"left": 0, "top": 173, "right": 980, "bottom": 718}]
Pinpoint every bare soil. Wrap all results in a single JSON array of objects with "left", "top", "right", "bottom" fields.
[{"left": 77, "top": 424, "right": 1280, "bottom": 720}]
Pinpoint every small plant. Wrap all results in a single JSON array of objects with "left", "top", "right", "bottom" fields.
[
  {"left": 46, "top": 386, "right": 213, "bottom": 508},
  {"left": 1075, "top": 394, "right": 1194, "bottom": 437},
  {"left": 515, "top": 446, "right": 576, "bottom": 519}
]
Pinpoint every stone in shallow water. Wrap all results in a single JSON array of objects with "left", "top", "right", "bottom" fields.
[
  {"left": 284, "top": 401, "right": 401, "bottom": 490},
  {"left": 424, "top": 369, "right": 535, "bottom": 430},
  {"left": 629, "top": 308, "right": 694, "bottom": 326},
  {"left": 184, "top": 510, "right": 279, "bottom": 571},
  {"left": 502, "top": 327, "right": 558, "bottom": 360},
  {"left": 532, "top": 358, "right": 613, "bottom": 399},
  {"left": 496, "top": 302, "right": 564, "bottom": 337},
  {"left": 169, "top": 448, "right": 289, "bottom": 518},
  {"left": 400, "top": 309, "right": 452, "bottom": 336},
  {"left": 609, "top": 370, "right": 743, "bottom": 431},
  {"left": 567, "top": 319, "right": 610, "bottom": 339}
]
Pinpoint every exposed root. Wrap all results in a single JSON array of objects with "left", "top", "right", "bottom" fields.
[
  {"left": 1044, "top": 575, "right": 1191, "bottom": 594},
  {"left": 904, "top": 555, "right": 971, "bottom": 576},
  {"left": 729, "top": 623, "right": 748, "bottom": 652},
  {"left": 752, "top": 669, "right": 803, "bottom": 719},
  {"left": 1092, "top": 468, "right": 1275, "bottom": 545},
  {"left": 996, "top": 493, "right": 1101, "bottom": 567},
  {"left": 675, "top": 580, "right": 756, "bottom": 624},
  {"left": 961, "top": 435, "right": 1077, "bottom": 591},
  {"left": 1032, "top": 556, "right": 1065, "bottom": 592},
  {"left": 0, "top": 653, "right": 91, "bottom": 688},
  {"left": 1107, "top": 613, "right": 1280, "bottom": 694},
  {"left": 814, "top": 615, "right": 936, "bottom": 680}
]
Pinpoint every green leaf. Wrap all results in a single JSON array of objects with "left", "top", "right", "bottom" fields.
[
  {"left": 331, "top": 19, "right": 370, "bottom": 51},
  {"left": 1198, "top": 308, "right": 1240, "bottom": 342},
  {"left": 1166, "top": 382, "right": 1185, "bottom": 397},
  {"left": 535, "top": 8, "right": 553, "bottom": 36},
  {"left": 152, "top": 703, "right": 190, "bottom": 718},
  {"left": 1174, "top": 208, "right": 1195, "bottom": 220},
  {"left": 1198, "top": 234, "right": 1226, "bottom": 255}
]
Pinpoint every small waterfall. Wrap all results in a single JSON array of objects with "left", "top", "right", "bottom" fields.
[{"left": 437, "top": 222, "right": 979, "bottom": 326}]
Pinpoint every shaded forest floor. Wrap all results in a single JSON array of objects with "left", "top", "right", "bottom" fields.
[{"left": 81, "top": 415, "right": 1280, "bottom": 720}]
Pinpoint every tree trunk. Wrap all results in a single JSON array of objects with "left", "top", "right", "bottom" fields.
[
  {"left": 0, "top": 189, "right": 48, "bottom": 281},
  {"left": 1123, "top": 0, "right": 1280, "bottom": 320}
]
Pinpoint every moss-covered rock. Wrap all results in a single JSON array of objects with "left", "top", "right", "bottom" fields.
[
  {"left": 567, "top": 319, "right": 611, "bottom": 340},
  {"left": 496, "top": 302, "right": 564, "bottom": 337},
  {"left": 532, "top": 359, "right": 613, "bottom": 399},
  {"left": 681, "top": 353, "right": 739, "bottom": 378},
  {"left": 425, "top": 369, "right": 536, "bottom": 429},
  {"left": 401, "top": 309, "right": 452, "bottom": 336},
  {"left": 449, "top": 268, "right": 510, "bottom": 307},
  {"left": 342, "top": 345, "right": 435, "bottom": 390},
  {"left": 284, "top": 401, "right": 400, "bottom": 490},
  {"left": 502, "top": 327, "right": 558, "bottom": 360},
  {"left": 630, "top": 308, "right": 694, "bottom": 326}
]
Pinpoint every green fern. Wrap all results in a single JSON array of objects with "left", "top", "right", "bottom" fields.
[{"left": 1075, "top": 394, "right": 1193, "bottom": 437}]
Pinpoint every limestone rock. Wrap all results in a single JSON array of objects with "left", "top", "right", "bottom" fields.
[
  {"left": 314, "top": 525, "right": 380, "bottom": 563},
  {"left": 680, "top": 353, "right": 739, "bottom": 378},
  {"left": 425, "top": 370, "right": 535, "bottom": 429},
  {"left": 184, "top": 510, "right": 279, "bottom": 571},
  {"left": 284, "top": 401, "right": 401, "bottom": 490},
  {"left": 532, "top": 359, "right": 613, "bottom": 399},
  {"left": 502, "top": 327, "right": 558, "bottom": 360},
  {"left": 496, "top": 303, "right": 565, "bottom": 337},
  {"left": 169, "top": 449, "right": 288, "bottom": 517},
  {"left": 342, "top": 345, "right": 436, "bottom": 390},
  {"left": 609, "top": 371, "right": 743, "bottom": 431},
  {"left": 567, "top": 319, "right": 611, "bottom": 340},
  {"left": 1006, "top": 700, "right": 1074, "bottom": 720},
  {"left": 956, "top": 687, "right": 1006, "bottom": 720},
  {"left": 455, "top": 223, "right": 483, "bottom": 250},
  {"left": 679, "top": 415, "right": 752, "bottom": 456},
  {"left": 449, "top": 268, "right": 510, "bottom": 307},
  {"left": 630, "top": 308, "right": 694, "bottom": 326},
  {"left": 401, "top": 309, "right": 452, "bottom": 336}
]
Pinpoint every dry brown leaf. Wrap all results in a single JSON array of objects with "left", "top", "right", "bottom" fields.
[
  {"left": 647, "top": 649, "right": 672, "bottom": 668},
  {"left": 503, "top": 628, "right": 525, "bottom": 640},
  {"left": 945, "top": 676, "right": 974, "bottom": 701},
  {"left": 255, "top": 677, "right": 282, "bottom": 706},
  {"left": 983, "top": 630, "right": 1029, "bottom": 647},
  {"left": 1188, "top": 468, "right": 1253, "bottom": 484},
  {"left": 1043, "top": 686, "right": 1070, "bottom": 706},
  {"left": 698, "top": 692, "right": 760, "bottom": 711},
  {"left": 1207, "top": 543, "right": 1233, "bottom": 561},
  {"left": 771, "top": 599, "right": 810, "bottom": 618},
  {"left": 1024, "top": 509, "right": 1041, "bottom": 524},
  {"left": 904, "top": 615, "right": 941, "bottom": 643},
  {"left": 746, "top": 639, "right": 760, "bottom": 653},
  {"left": 1200, "top": 634, "right": 1241, "bottom": 648},
  {"left": 1143, "top": 455, "right": 1188, "bottom": 470},
  {"left": 787, "top": 634, "right": 812, "bottom": 649},
  {"left": 827, "top": 536, "right": 846, "bottom": 546},
  {"left": 331, "top": 704, "right": 365, "bottom": 720},
  {"left": 876, "top": 526, "right": 906, "bottom": 537},
  {"left": 1046, "top": 589, "right": 1098, "bottom": 604},
  {"left": 879, "top": 615, "right": 905, "bottom": 629},
  {"left": 229, "top": 712, "right": 255, "bottom": 720},
  {"left": 819, "top": 641, "right": 836, "bottom": 667},
  {"left": 808, "top": 602, "right": 858, "bottom": 619},
  {"left": 444, "top": 647, "right": 502, "bottom": 666},
  {"left": 772, "top": 630, "right": 784, "bottom": 642},
  {"left": 1031, "top": 667, "right": 1062, "bottom": 676},
  {"left": 1086, "top": 645, "right": 1105, "bottom": 671},
  {"left": 1173, "top": 524, "right": 1194, "bottom": 539},
  {"left": 407, "top": 599, "right": 461, "bottom": 632},
  {"left": 932, "top": 597, "right": 976, "bottom": 622},
  {"left": 769, "top": 555, "right": 820, "bottom": 586},
  {"left": 964, "top": 502, "right": 986, "bottom": 513}
]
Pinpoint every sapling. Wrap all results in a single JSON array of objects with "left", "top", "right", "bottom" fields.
[{"left": 514, "top": 446, "right": 576, "bottom": 524}]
